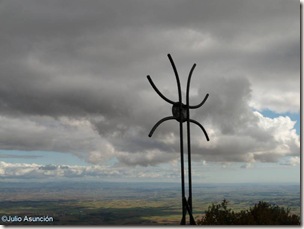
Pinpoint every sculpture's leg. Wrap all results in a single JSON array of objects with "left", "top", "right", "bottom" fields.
[
  {"left": 147, "top": 75, "right": 175, "bottom": 105},
  {"left": 184, "top": 197, "right": 196, "bottom": 225},
  {"left": 189, "top": 93, "right": 209, "bottom": 109},
  {"left": 189, "top": 119, "right": 209, "bottom": 141},
  {"left": 167, "top": 54, "right": 182, "bottom": 103},
  {"left": 148, "top": 116, "right": 175, "bottom": 137},
  {"left": 180, "top": 214, "right": 186, "bottom": 225}
]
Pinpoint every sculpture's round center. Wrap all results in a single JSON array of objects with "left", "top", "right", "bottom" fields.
[{"left": 172, "top": 102, "right": 188, "bottom": 122}]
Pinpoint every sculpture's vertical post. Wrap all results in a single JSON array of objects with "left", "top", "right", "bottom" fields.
[
  {"left": 168, "top": 54, "right": 187, "bottom": 225},
  {"left": 186, "top": 63, "right": 196, "bottom": 225},
  {"left": 179, "top": 114, "right": 186, "bottom": 225}
]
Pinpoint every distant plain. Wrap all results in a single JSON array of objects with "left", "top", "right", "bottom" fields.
[{"left": 0, "top": 181, "right": 300, "bottom": 225}]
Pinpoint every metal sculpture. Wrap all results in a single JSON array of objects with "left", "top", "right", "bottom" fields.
[{"left": 147, "top": 54, "right": 209, "bottom": 225}]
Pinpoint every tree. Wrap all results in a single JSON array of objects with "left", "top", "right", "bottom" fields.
[{"left": 197, "top": 199, "right": 300, "bottom": 225}]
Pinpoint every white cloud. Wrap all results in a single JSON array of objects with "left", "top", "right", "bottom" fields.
[
  {"left": 0, "top": 161, "right": 181, "bottom": 181},
  {"left": 192, "top": 111, "right": 300, "bottom": 164},
  {"left": 254, "top": 112, "right": 300, "bottom": 155},
  {"left": 280, "top": 156, "right": 300, "bottom": 167},
  {"left": 0, "top": 161, "right": 123, "bottom": 179}
]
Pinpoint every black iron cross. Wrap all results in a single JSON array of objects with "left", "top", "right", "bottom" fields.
[{"left": 147, "top": 54, "right": 209, "bottom": 225}]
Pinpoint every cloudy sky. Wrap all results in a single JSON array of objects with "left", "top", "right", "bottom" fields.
[{"left": 0, "top": 0, "right": 300, "bottom": 183}]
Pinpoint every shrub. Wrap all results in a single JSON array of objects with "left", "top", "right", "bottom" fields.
[{"left": 197, "top": 199, "right": 300, "bottom": 225}]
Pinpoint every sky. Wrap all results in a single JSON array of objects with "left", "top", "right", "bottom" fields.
[{"left": 0, "top": 0, "right": 300, "bottom": 184}]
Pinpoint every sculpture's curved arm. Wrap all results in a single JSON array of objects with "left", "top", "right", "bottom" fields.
[
  {"left": 147, "top": 75, "right": 175, "bottom": 105},
  {"left": 148, "top": 116, "right": 175, "bottom": 137},
  {"left": 167, "top": 54, "right": 182, "bottom": 103},
  {"left": 189, "top": 119, "right": 209, "bottom": 141},
  {"left": 186, "top": 63, "right": 196, "bottom": 107},
  {"left": 189, "top": 93, "right": 209, "bottom": 109}
]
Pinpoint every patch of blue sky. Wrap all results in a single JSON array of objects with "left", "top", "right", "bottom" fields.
[
  {"left": 259, "top": 109, "right": 300, "bottom": 135},
  {"left": 0, "top": 150, "right": 90, "bottom": 166}
]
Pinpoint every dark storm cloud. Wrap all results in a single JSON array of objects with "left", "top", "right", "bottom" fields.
[
  {"left": 0, "top": 0, "right": 299, "bottom": 115},
  {"left": 0, "top": 0, "right": 299, "bottom": 166}
]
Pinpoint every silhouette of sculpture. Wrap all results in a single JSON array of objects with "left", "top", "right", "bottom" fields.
[{"left": 147, "top": 54, "right": 209, "bottom": 225}]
